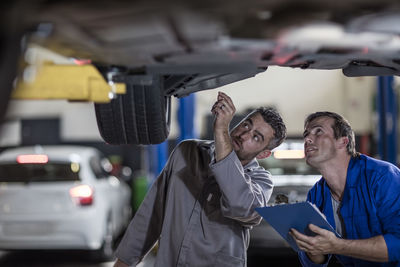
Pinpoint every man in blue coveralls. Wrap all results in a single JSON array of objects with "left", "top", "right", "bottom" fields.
[{"left": 290, "top": 111, "right": 400, "bottom": 267}]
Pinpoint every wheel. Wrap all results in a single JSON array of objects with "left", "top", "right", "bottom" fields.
[
  {"left": 95, "top": 75, "right": 171, "bottom": 145},
  {"left": 90, "top": 217, "right": 114, "bottom": 262},
  {"left": 94, "top": 93, "right": 128, "bottom": 144}
]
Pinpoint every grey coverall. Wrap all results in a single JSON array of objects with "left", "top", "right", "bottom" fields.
[{"left": 115, "top": 139, "right": 273, "bottom": 266}]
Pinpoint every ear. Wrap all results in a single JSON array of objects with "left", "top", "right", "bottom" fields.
[
  {"left": 337, "top": 136, "right": 349, "bottom": 149},
  {"left": 256, "top": 150, "right": 272, "bottom": 160}
]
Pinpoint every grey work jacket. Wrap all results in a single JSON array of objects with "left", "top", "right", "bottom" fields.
[{"left": 115, "top": 139, "right": 273, "bottom": 267}]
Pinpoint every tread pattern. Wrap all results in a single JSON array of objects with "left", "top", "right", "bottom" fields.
[{"left": 95, "top": 75, "right": 171, "bottom": 145}]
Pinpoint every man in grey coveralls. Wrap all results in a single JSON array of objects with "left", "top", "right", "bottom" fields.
[{"left": 114, "top": 91, "right": 287, "bottom": 267}]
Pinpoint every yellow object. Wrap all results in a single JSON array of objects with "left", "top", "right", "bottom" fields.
[{"left": 12, "top": 63, "right": 126, "bottom": 103}]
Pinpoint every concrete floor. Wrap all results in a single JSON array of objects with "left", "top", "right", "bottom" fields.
[{"left": 0, "top": 249, "right": 156, "bottom": 267}]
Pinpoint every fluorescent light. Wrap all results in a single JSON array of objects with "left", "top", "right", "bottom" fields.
[{"left": 274, "top": 150, "right": 305, "bottom": 159}]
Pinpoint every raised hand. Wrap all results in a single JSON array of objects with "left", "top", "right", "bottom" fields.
[
  {"left": 211, "top": 91, "right": 236, "bottom": 132},
  {"left": 211, "top": 91, "right": 236, "bottom": 162}
]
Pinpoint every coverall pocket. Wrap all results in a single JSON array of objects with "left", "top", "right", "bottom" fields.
[{"left": 214, "top": 251, "right": 245, "bottom": 267}]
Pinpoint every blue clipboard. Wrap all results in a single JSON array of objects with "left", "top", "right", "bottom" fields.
[{"left": 255, "top": 201, "right": 340, "bottom": 252}]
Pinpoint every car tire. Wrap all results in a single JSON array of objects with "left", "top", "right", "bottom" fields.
[
  {"left": 90, "top": 216, "right": 114, "bottom": 262},
  {"left": 95, "top": 76, "right": 171, "bottom": 145}
]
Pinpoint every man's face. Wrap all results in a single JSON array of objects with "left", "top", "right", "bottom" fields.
[
  {"left": 229, "top": 113, "right": 274, "bottom": 165},
  {"left": 303, "top": 116, "right": 339, "bottom": 168}
]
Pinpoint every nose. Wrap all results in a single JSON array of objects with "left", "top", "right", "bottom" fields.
[
  {"left": 304, "top": 135, "right": 313, "bottom": 145},
  {"left": 239, "top": 130, "right": 251, "bottom": 140}
]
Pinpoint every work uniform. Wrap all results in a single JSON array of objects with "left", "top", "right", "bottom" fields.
[
  {"left": 299, "top": 154, "right": 400, "bottom": 267},
  {"left": 115, "top": 139, "right": 273, "bottom": 266}
]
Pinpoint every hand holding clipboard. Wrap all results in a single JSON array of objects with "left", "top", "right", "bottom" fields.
[{"left": 255, "top": 202, "right": 341, "bottom": 252}]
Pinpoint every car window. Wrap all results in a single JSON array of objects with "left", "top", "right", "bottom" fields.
[{"left": 0, "top": 162, "right": 80, "bottom": 182}]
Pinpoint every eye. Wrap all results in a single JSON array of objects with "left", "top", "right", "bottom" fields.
[
  {"left": 243, "top": 123, "right": 249, "bottom": 129},
  {"left": 312, "top": 128, "right": 323, "bottom": 135}
]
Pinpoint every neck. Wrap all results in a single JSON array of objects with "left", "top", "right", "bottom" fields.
[
  {"left": 318, "top": 154, "right": 351, "bottom": 201},
  {"left": 240, "top": 159, "right": 251, "bottom": 166}
]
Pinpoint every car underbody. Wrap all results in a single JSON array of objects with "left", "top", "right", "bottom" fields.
[{"left": 2, "top": 0, "right": 400, "bottom": 144}]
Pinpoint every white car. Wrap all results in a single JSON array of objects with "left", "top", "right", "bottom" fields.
[{"left": 0, "top": 145, "right": 132, "bottom": 261}]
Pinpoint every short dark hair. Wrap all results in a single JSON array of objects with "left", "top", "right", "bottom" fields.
[
  {"left": 304, "top": 111, "right": 358, "bottom": 157},
  {"left": 248, "top": 107, "right": 287, "bottom": 150}
]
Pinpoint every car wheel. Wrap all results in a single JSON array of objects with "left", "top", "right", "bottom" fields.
[
  {"left": 90, "top": 217, "right": 114, "bottom": 262},
  {"left": 95, "top": 75, "right": 171, "bottom": 145}
]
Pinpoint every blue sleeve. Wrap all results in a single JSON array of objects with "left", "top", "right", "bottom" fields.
[{"left": 373, "top": 164, "right": 400, "bottom": 262}]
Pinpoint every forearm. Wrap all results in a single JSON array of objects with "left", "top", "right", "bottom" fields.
[
  {"left": 211, "top": 91, "right": 235, "bottom": 162},
  {"left": 335, "top": 235, "right": 388, "bottom": 262},
  {"left": 214, "top": 128, "right": 232, "bottom": 162}
]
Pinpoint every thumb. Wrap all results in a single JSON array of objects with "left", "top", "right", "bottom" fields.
[{"left": 309, "top": 224, "right": 326, "bottom": 235}]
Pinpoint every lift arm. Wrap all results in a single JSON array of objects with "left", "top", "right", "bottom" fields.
[{"left": 12, "top": 63, "right": 126, "bottom": 103}]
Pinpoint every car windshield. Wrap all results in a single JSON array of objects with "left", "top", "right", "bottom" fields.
[{"left": 0, "top": 163, "right": 80, "bottom": 182}]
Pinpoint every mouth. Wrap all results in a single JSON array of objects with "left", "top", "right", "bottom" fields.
[
  {"left": 305, "top": 146, "right": 317, "bottom": 156},
  {"left": 232, "top": 137, "right": 242, "bottom": 150}
]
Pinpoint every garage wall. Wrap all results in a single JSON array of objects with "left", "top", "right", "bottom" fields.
[
  {"left": 1, "top": 100, "right": 103, "bottom": 146},
  {"left": 193, "top": 66, "right": 375, "bottom": 138}
]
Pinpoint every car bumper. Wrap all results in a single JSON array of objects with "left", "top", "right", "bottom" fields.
[{"left": 0, "top": 209, "right": 106, "bottom": 250}]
